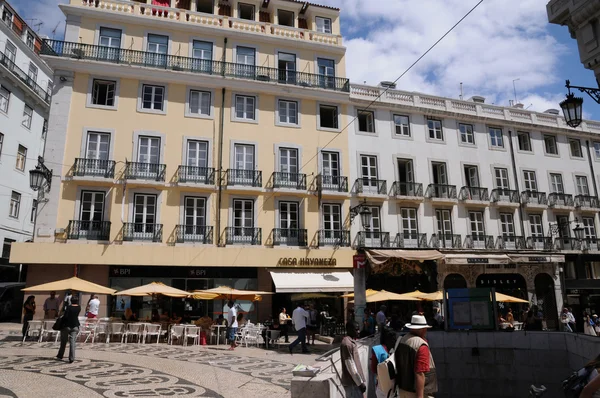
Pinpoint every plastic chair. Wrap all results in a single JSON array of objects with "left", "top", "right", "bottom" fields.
[
  {"left": 79, "top": 320, "right": 99, "bottom": 343},
  {"left": 184, "top": 326, "right": 200, "bottom": 346},
  {"left": 94, "top": 322, "right": 109, "bottom": 343},
  {"left": 123, "top": 323, "right": 143, "bottom": 343},
  {"left": 144, "top": 324, "right": 162, "bottom": 344},
  {"left": 266, "top": 329, "right": 281, "bottom": 349},
  {"left": 169, "top": 325, "right": 185, "bottom": 345},
  {"left": 23, "top": 320, "right": 43, "bottom": 342},
  {"left": 107, "top": 322, "right": 124, "bottom": 343},
  {"left": 39, "top": 320, "right": 60, "bottom": 343}
]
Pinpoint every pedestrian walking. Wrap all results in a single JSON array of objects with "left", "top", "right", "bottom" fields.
[
  {"left": 307, "top": 304, "right": 318, "bottom": 345},
  {"left": 361, "top": 308, "right": 375, "bottom": 337},
  {"left": 279, "top": 307, "right": 290, "bottom": 343},
  {"left": 580, "top": 354, "right": 600, "bottom": 398},
  {"left": 376, "top": 305, "right": 387, "bottom": 331},
  {"left": 371, "top": 327, "right": 397, "bottom": 397},
  {"left": 394, "top": 314, "right": 437, "bottom": 398},
  {"left": 561, "top": 308, "right": 573, "bottom": 332},
  {"left": 289, "top": 303, "right": 309, "bottom": 354},
  {"left": 44, "top": 291, "right": 60, "bottom": 319},
  {"left": 567, "top": 307, "right": 576, "bottom": 332},
  {"left": 22, "top": 296, "right": 36, "bottom": 339},
  {"left": 584, "top": 312, "right": 597, "bottom": 336},
  {"left": 56, "top": 295, "right": 81, "bottom": 363},
  {"left": 340, "top": 322, "right": 366, "bottom": 398},
  {"left": 227, "top": 300, "right": 238, "bottom": 351},
  {"left": 86, "top": 295, "right": 100, "bottom": 319}
]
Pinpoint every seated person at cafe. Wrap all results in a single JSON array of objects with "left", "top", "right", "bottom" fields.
[
  {"left": 171, "top": 312, "right": 182, "bottom": 324},
  {"left": 261, "top": 320, "right": 281, "bottom": 346},
  {"left": 160, "top": 311, "right": 170, "bottom": 322},
  {"left": 122, "top": 308, "right": 137, "bottom": 322},
  {"left": 216, "top": 314, "right": 227, "bottom": 326},
  {"left": 506, "top": 308, "right": 515, "bottom": 324}
]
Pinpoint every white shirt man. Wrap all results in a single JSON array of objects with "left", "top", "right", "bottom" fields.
[
  {"left": 289, "top": 305, "right": 309, "bottom": 354},
  {"left": 228, "top": 305, "right": 238, "bottom": 328},
  {"left": 87, "top": 296, "right": 100, "bottom": 318},
  {"left": 376, "top": 305, "right": 387, "bottom": 327}
]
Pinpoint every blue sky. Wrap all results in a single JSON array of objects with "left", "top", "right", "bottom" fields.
[{"left": 14, "top": 0, "right": 600, "bottom": 120}]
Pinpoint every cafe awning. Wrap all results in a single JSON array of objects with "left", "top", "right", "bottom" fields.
[
  {"left": 269, "top": 269, "right": 354, "bottom": 293},
  {"left": 366, "top": 249, "right": 443, "bottom": 266},
  {"left": 507, "top": 254, "right": 565, "bottom": 263},
  {"left": 444, "top": 253, "right": 512, "bottom": 265}
]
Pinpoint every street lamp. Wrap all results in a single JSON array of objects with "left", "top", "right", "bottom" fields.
[
  {"left": 560, "top": 80, "right": 600, "bottom": 128},
  {"left": 349, "top": 200, "right": 372, "bottom": 229},
  {"left": 572, "top": 223, "right": 585, "bottom": 242},
  {"left": 29, "top": 157, "right": 53, "bottom": 194}
]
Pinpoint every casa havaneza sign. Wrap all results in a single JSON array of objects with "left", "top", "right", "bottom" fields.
[{"left": 277, "top": 258, "right": 337, "bottom": 266}]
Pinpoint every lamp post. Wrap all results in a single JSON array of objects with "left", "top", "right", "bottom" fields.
[
  {"left": 559, "top": 80, "right": 599, "bottom": 128},
  {"left": 572, "top": 222, "right": 584, "bottom": 243},
  {"left": 28, "top": 157, "right": 53, "bottom": 242}
]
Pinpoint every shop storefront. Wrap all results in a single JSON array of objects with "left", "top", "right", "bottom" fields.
[{"left": 564, "top": 254, "right": 600, "bottom": 332}]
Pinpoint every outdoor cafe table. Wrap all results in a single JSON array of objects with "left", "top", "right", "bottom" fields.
[{"left": 211, "top": 324, "right": 227, "bottom": 346}]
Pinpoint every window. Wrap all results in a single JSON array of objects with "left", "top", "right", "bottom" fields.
[
  {"left": 0, "top": 133, "right": 3, "bottom": 158},
  {"left": 518, "top": 131, "right": 531, "bottom": 151},
  {"left": 489, "top": 127, "right": 503, "bottom": 148},
  {"left": 464, "top": 165, "right": 480, "bottom": 187},
  {"left": 187, "top": 140, "right": 208, "bottom": 168},
  {"left": 494, "top": 168, "right": 510, "bottom": 189},
  {"left": 319, "top": 104, "right": 338, "bottom": 129},
  {"left": 236, "top": 46, "right": 255, "bottom": 65},
  {"left": 1, "top": 238, "right": 15, "bottom": 260},
  {"left": 86, "top": 132, "right": 110, "bottom": 160},
  {"left": 80, "top": 191, "right": 105, "bottom": 224},
  {"left": 427, "top": 119, "right": 443, "bottom": 140},
  {"left": 529, "top": 214, "right": 543, "bottom": 238},
  {"left": 141, "top": 84, "right": 165, "bottom": 111},
  {"left": 594, "top": 142, "right": 600, "bottom": 159},
  {"left": 435, "top": 209, "right": 453, "bottom": 242},
  {"left": 459, "top": 123, "right": 474, "bottom": 144},
  {"left": 323, "top": 204, "right": 342, "bottom": 232},
  {"left": 360, "top": 155, "right": 378, "bottom": 185},
  {"left": 185, "top": 197, "right": 206, "bottom": 231},
  {"left": 565, "top": 262, "right": 577, "bottom": 279},
  {"left": 238, "top": 3, "right": 255, "bottom": 20},
  {"left": 500, "top": 213, "right": 515, "bottom": 237},
  {"left": 9, "top": 191, "right": 20, "bottom": 218},
  {"left": 2, "top": 7, "right": 12, "bottom": 24},
  {"left": 235, "top": 95, "right": 256, "bottom": 121},
  {"left": 189, "top": 90, "right": 211, "bottom": 116},
  {"left": 550, "top": 173, "right": 564, "bottom": 193},
  {"left": 557, "top": 215, "right": 570, "bottom": 239},
  {"left": 279, "top": 147, "right": 298, "bottom": 174},
  {"left": 321, "top": 151, "right": 340, "bottom": 188},
  {"left": 393, "top": 115, "right": 410, "bottom": 137},
  {"left": 133, "top": 194, "right": 157, "bottom": 226},
  {"left": 278, "top": 52, "right": 296, "bottom": 83},
  {"left": 544, "top": 135, "right": 558, "bottom": 155},
  {"left": 316, "top": 16, "right": 332, "bottom": 33},
  {"left": 357, "top": 110, "right": 375, "bottom": 133},
  {"left": 98, "top": 27, "right": 121, "bottom": 60},
  {"left": 92, "top": 79, "right": 116, "bottom": 107},
  {"left": 278, "top": 9, "right": 294, "bottom": 27},
  {"left": 26, "top": 31, "right": 35, "bottom": 49},
  {"left": 234, "top": 144, "right": 254, "bottom": 170},
  {"left": 432, "top": 162, "right": 448, "bottom": 185},
  {"left": 279, "top": 201, "right": 299, "bottom": 234},
  {"left": 137, "top": 136, "right": 160, "bottom": 164},
  {"left": 16, "top": 145, "right": 26, "bottom": 171},
  {"left": 523, "top": 170, "right": 538, "bottom": 191},
  {"left": 22, "top": 105, "right": 33, "bottom": 129},
  {"left": 397, "top": 159, "right": 414, "bottom": 187},
  {"left": 363, "top": 206, "right": 381, "bottom": 232},
  {"left": 469, "top": 212, "right": 485, "bottom": 237},
  {"left": 278, "top": 100, "right": 298, "bottom": 125},
  {"left": 147, "top": 33, "right": 168, "bottom": 54},
  {"left": 0, "top": 85, "right": 9, "bottom": 113},
  {"left": 4, "top": 41, "right": 16, "bottom": 64},
  {"left": 570, "top": 139, "right": 583, "bottom": 158},
  {"left": 400, "top": 208, "right": 419, "bottom": 239},
  {"left": 583, "top": 217, "right": 597, "bottom": 240},
  {"left": 28, "top": 63, "right": 38, "bottom": 83},
  {"left": 192, "top": 40, "right": 212, "bottom": 71},
  {"left": 317, "top": 58, "right": 335, "bottom": 88},
  {"left": 197, "top": 0, "right": 214, "bottom": 13},
  {"left": 576, "top": 175, "right": 590, "bottom": 195},
  {"left": 233, "top": 199, "right": 254, "bottom": 230}
]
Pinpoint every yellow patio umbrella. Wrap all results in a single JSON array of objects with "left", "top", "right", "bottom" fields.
[
  {"left": 114, "top": 282, "right": 191, "bottom": 298},
  {"left": 22, "top": 276, "right": 115, "bottom": 294},
  {"left": 419, "top": 291, "right": 444, "bottom": 301},
  {"left": 351, "top": 290, "right": 421, "bottom": 303},
  {"left": 340, "top": 289, "right": 379, "bottom": 298},
  {"left": 495, "top": 292, "right": 529, "bottom": 303},
  {"left": 403, "top": 290, "right": 432, "bottom": 299},
  {"left": 192, "top": 286, "right": 273, "bottom": 301}
]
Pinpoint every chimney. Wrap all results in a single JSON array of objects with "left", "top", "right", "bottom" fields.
[
  {"left": 469, "top": 96, "right": 485, "bottom": 104},
  {"left": 512, "top": 103, "right": 524, "bottom": 109},
  {"left": 379, "top": 81, "right": 396, "bottom": 89},
  {"left": 544, "top": 109, "right": 560, "bottom": 115}
]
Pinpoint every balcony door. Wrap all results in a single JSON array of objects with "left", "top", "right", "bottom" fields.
[
  {"left": 279, "top": 201, "right": 299, "bottom": 245},
  {"left": 192, "top": 40, "right": 212, "bottom": 72},
  {"left": 469, "top": 211, "right": 485, "bottom": 245},
  {"left": 464, "top": 165, "right": 479, "bottom": 187},
  {"left": 401, "top": 208, "right": 418, "bottom": 247},
  {"left": 79, "top": 191, "right": 105, "bottom": 237},
  {"left": 233, "top": 199, "right": 254, "bottom": 241},
  {"left": 435, "top": 209, "right": 453, "bottom": 247},
  {"left": 432, "top": 162, "right": 448, "bottom": 197},
  {"left": 321, "top": 151, "right": 340, "bottom": 189},
  {"left": 137, "top": 136, "right": 160, "bottom": 177},
  {"left": 363, "top": 206, "right": 381, "bottom": 247},
  {"left": 360, "top": 155, "right": 379, "bottom": 193},
  {"left": 529, "top": 214, "right": 544, "bottom": 248},
  {"left": 576, "top": 176, "right": 590, "bottom": 196},
  {"left": 184, "top": 196, "right": 206, "bottom": 237},
  {"left": 279, "top": 147, "right": 298, "bottom": 177},
  {"left": 523, "top": 170, "right": 538, "bottom": 192},
  {"left": 85, "top": 132, "right": 110, "bottom": 175},
  {"left": 322, "top": 204, "right": 342, "bottom": 242},
  {"left": 133, "top": 194, "right": 157, "bottom": 237},
  {"left": 550, "top": 174, "right": 564, "bottom": 194},
  {"left": 500, "top": 213, "right": 516, "bottom": 248},
  {"left": 317, "top": 58, "right": 335, "bottom": 88},
  {"left": 98, "top": 27, "right": 121, "bottom": 60},
  {"left": 234, "top": 144, "right": 255, "bottom": 185},
  {"left": 236, "top": 46, "right": 256, "bottom": 78},
  {"left": 494, "top": 167, "right": 511, "bottom": 201},
  {"left": 146, "top": 34, "right": 168, "bottom": 66},
  {"left": 187, "top": 140, "right": 208, "bottom": 168},
  {"left": 397, "top": 159, "right": 414, "bottom": 195},
  {"left": 278, "top": 52, "right": 296, "bottom": 84}
]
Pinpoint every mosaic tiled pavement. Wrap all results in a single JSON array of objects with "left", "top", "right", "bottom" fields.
[{"left": 0, "top": 326, "right": 329, "bottom": 398}]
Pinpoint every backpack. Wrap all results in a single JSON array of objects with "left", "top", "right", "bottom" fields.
[
  {"left": 562, "top": 366, "right": 593, "bottom": 398},
  {"left": 376, "top": 335, "right": 402, "bottom": 397}
]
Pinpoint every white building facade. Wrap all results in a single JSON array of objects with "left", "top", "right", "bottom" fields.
[
  {"left": 0, "top": 0, "right": 51, "bottom": 279},
  {"left": 348, "top": 83, "right": 600, "bottom": 328}
]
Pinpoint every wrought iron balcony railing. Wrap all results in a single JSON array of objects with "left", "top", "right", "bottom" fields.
[
  {"left": 353, "top": 178, "right": 387, "bottom": 195},
  {"left": 521, "top": 191, "right": 547, "bottom": 205},
  {"left": 391, "top": 182, "right": 423, "bottom": 197},
  {"left": 125, "top": 162, "right": 166, "bottom": 181},
  {"left": 317, "top": 175, "right": 348, "bottom": 193},
  {"left": 430, "top": 233, "right": 462, "bottom": 249},
  {"left": 463, "top": 234, "right": 495, "bottom": 249},
  {"left": 224, "top": 169, "right": 262, "bottom": 187},
  {"left": 318, "top": 230, "right": 351, "bottom": 247},
  {"left": 177, "top": 166, "right": 215, "bottom": 184},
  {"left": 526, "top": 236, "right": 554, "bottom": 250},
  {"left": 548, "top": 193, "right": 574, "bottom": 207},
  {"left": 41, "top": 40, "right": 350, "bottom": 93},
  {"left": 270, "top": 172, "right": 307, "bottom": 190},
  {"left": 425, "top": 184, "right": 457, "bottom": 199},
  {"left": 271, "top": 228, "right": 308, "bottom": 246},
  {"left": 583, "top": 238, "right": 600, "bottom": 251},
  {"left": 459, "top": 186, "right": 489, "bottom": 201},
  {"left": 225, "top": 227, "right": 262, "bottom": 245},
  {"left": 123, "top": 223, "right": 163, "bottom": 242},
  {"left": 73, "top": 158, "right": 116, "bottom": 178},
  {"left": 491, "top": 188, "right": 520, "bottom": 203},
  {"left": 355, "top": 231, "right": 390, "bottom": 248},
  {"left": 393, "top": 232, "right": 428, "bottom": 248},
  {"left": 554, "top": 237, "right": 582, "bottom": 250},
  {"left": 175, "top": 225, "right": 213, "bottom": 244},
  {"left": 575, "top": 195, "right": 600, "bottom": 208},
  {"left": 495, "top": 235, "right": 526, "bottom": 250},
  {"left": 67, "top": 220, "right": 111, "bottom": 241},
  {"left": 0, "top": 49, "right": 50, "bottom": 103}
]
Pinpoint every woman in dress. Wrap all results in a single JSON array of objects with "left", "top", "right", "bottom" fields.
[{"left": 583, "top": 312, "right": 597, "bottom": 336}]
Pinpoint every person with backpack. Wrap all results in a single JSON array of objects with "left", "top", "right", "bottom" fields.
[
  {"left": 371, "top": 328, "right": 398, "bottom": 398},
  {"left": 579, "top": 355, "right": 600, "bottom": 398}
]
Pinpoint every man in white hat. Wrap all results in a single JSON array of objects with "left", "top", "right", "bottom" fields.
[{"left": 394, "top": 314, "right": 437, "bottom": 398}]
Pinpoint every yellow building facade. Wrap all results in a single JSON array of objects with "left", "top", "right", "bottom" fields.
[{"left": 13, "top": 0, "right": 356, "bottom": 319}]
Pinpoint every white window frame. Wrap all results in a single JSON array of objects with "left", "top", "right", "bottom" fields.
[
  {"left": 357, "top": 109, "right": 375, "bottom": 133},
  {"left": 317, "top": 103, "right": 340, "bottom": 132},
  {"left": 27, "top": 63, "right": 38, "bottom": 84},
  {"left": 16, "top": 145, "right": 26, "bottom": 171},
  {"left": 427, "top": 118, "right": 443, "bottom": 141},
  {"left": 549, "top": 173, "right": 564, "bottom": 194},
  {"left": 458, "top": 123, "right": 474, "bottom": 145},
  {"left": 137, "top": 82, "right": 168, "bottom": 115},
  {"left": 583, "top": 217, "right": 597, "bottom": 240},
  {"left": 469, "top": 211, "right": 485, "bottom": 236},
  {"left": 88, "top": 78, "right": 118, "bottom": 109},
  {"left": 400, "top": 207, "right": 419, "bottom": 236},
  {"left": 529, "top": 214, "right": 544, "bottom": 238},
  {"left": 276, "top": 98, "right": 300, "bottom": 127},
  {"left": 523, "top": 170, "right": 538, "bottom": 192},
  {"left": 576, "top": 175, "right": 590, "bottom": 195},
  {"left": 322, "top": 203, "right": 342, "bottom": 232},
  {"left": 593, "top": 141, "right": 600, "bottom": 161},
  {"left": 22, "top": 104, "right": 33, "bottom": 129},
  {"left": 569, "top": 138, "right": 583, "bottom": 159},
  {"left": 544, "top": 135, "right": 559, "bottom": 156},
  {"left": 488, "top": 126, "right": 504, "bottom": 149},
  {"left": 231, "top": 93, "right": 258, "bottom": 123},
  {"left": 185, "top": 89, "right": 213, "bottom": 119},
  {"left": 86, "top": 132, "right": 111, "bottom": 161},
  {"left": 0, "top": 84, "right": 9, "bottom": 113},
  {"left": 393, "top": 114, "right": 411, "bottom": 138},
  {"left": 183, "top": 196, "right": 207, "bottom": 229},
  {"left": 517, "top": 131, "right": 532, "bottom": 152},
  {"left": 494, "top": 167, "right": 510, "bottom": 190},
  {"left": 315, "top": 16, "right": 332, "bottom": 33},
  {"left": 9, "top": 191, "right": 20, "bottom": 219},
  {"left": 499, "top": 213, "right": 515, "bottom": 237}
]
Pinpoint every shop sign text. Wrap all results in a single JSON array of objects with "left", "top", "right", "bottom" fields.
[{"left": 278, "top": 258, "right": 337, "bottom": 266}]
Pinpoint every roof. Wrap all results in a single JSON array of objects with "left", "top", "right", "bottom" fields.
[
  {"left": 280, "top": 0, "right": 340, "bottom": 12},
  {"left": 2, "top": 0, "right": 48, "bottom": 44}
]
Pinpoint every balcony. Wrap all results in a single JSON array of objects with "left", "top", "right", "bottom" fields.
[
  {"left": 555, "top": 237, "right": 582, "bottom": 251},
  {"left": 271, "top": 228, "right": 308, "bottom": 247},
  {"left": 73, "top": 158, "right": 116, "bottom": 179},
  {"left": 548, "top": 193, "right": 574, "bottom": 207},
  {"left": 123, "top": 223, "right": 163, "bottom": 242},
  {"left": 491, "top": 189, "right": 520, "bottom": 204},
  {"left": 353, "top": 178, "right": 387, "bottom": 195},
  {"left": 583, "top": 238, "right": 600, "bottom": 251},
  {"left": 318, "top": 230, "right": 351, "bottom": 247},
  {"left": 177, "top": 166, "right": 215, "bottom": 185},
  {"left": 575, "top": 195, "right": 600, "bottom": 209},
  {"left": 66, "top": 220, "right": 111, "bottom": 241},
  {"left": 495, "top": 235, "right": 526, "bottom": 250},
  {"left": 125, "top": 162, "right": 166, "bottom": 182},
  {"left": 317, "top": 175, "right": 348, "bottom": 193},
  {"left": 390, "top": 182, "right": 424, "bottom": 198},
  {"left": 224, "top": 169, "right": 262, "bottom": 188},
  {"left": 463, "top": 234, "right": 495, "bottom": 250},
  {"left": 459, "top": 186, "right": 489, "bottom": 202},
  {"left": 425, "top": 184, "right": 457, "bottom": 200},
  {"left": 355, "top": 231, "right": 390, "bottom": 248},
  {"left": 527, "top": 236, "right": 554, "bottom": 250},
  {"left": 393, "top": 232, "right": 428, "bottom": 249},
  {"left": 430, "top": 234, "right": 462, "bottom": 249},
  {"left": 0, "top": 49, "right": 50, "bottom": 104},
  {"left": 175, "top": 225, "right": 213, "bottom": 244},
  {"left": 225, "top": 227, "right": 262, "bottom": 245},
  {"left": 521, "top": 191, "right": 547, "bottom": 206},
  {"left": 270, "top": 172, "right": 307, "bottom": 190},
  {"left": 41, "top": 40, "right": 350, "bottom": 93}
]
